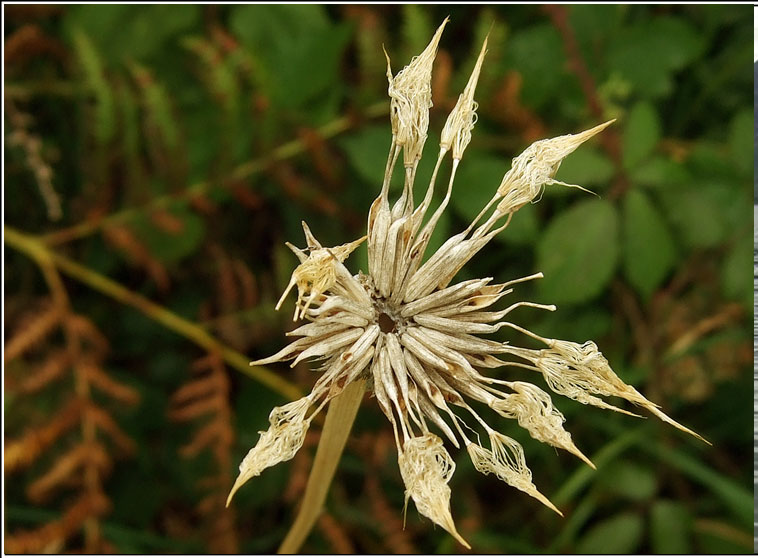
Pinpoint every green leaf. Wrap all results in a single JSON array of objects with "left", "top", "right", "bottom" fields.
[
  {"left": 599, "top": 461, "right": 658, "bottom": 502},
  {"left": 622, "top": 189, "right": 677, "bottom": 299},
  {"left": 568, "top": 5, "right": 622, "bottom": 49},
  {"left": 608, "top": 17, "right": 705, "bottom": 98},
  {"left": 501, "top": 203, "right": 539, "bottom": 245},
  {"left": 401, "top": 4, "right": 434, "bottom": 58},
  {"left": 65, "top": 5, "right": 200, "bottom": 63},
  {"left": 650, "top": 500, "right": 692, "bottom": 554},
  {"left": 656, "top": 188, "right": 726, "bottom": 249},
  {"left": 576, "top": 513, "right": 643, "bottom": 554},
  {"left": 71, "top": 29, "right": 115, "bottom": 145},
  {"left": 537, "top": 199, "right": 619, "bottom": 305},
  {"left": 727, "top": 108, "right": 753, "bottom": 176},
  {"left": 338, "top": 124, "right": 399, "bottom": 190},
  {"left": 629, "top": 156, "right": 691, "bottom": 189},
  {"left": 653, "top": 444, "right": 753, "bottom": 528},
  {"left": 450, "top": 153, "right": 507, "bottom": 223},
  {"left": 502, "top": 24, "right": 568, "bottom": 110},
  {"left": 721, "top": 231, "right": 753, "bottom": 313},
  {"left": 231, "top": 5, "right": 352, "bottom": 115},
  {"left": 622, "top": 101, "right": 661, "bottom": 169},
  {"left": 424, "top": 207, "right": 453, "bottom": 263},
  {"left": 130, "top": 64, "right": 180, "bottom": 152},
  {"left": 553, "top": 146, "right": 615, "bottom": 191},
  {"left": 534, "top": 304, "right": 612, "bottom": 343}
]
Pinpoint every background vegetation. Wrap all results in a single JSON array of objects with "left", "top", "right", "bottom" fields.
[{"left": 4, "top": 4, "right": 753, "bottom": 554}]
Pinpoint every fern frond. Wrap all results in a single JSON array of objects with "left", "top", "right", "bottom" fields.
[
  {"left": 81, "top": 361, "right": 140, "bottom": 405},
  {"left": 5, "top": 398, "right": 83, "bottom": 473},
  {"left": 86, "top": 404, "right": 137, "bottom": 455},
  {"left": 5, "top": 492, "right": 110, "bottom": 554},
  {"left": 4, "top": 303, "right": 62, "bottom": 362},
  {"left": 16, "top": 349, "right": 71, "bottom": 394},
  {"left": 27, "top": 442, "right": 110, "bottom": 503},
  {"left": 102, "top": 224, "right": 170, "bottom": 291}
]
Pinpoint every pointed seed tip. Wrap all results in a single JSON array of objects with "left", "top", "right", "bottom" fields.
[{"left": 568, "top": 444, "right": 595, "bottom": 469}]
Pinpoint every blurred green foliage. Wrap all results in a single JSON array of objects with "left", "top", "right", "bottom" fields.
[{"left": 4, "top": 4, "right": 752, "bottom": 554}]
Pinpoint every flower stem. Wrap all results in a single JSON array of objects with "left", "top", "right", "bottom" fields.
[
  {"left": 278, "top": 379, "right": 366, "bottom": 554},
  {"left": 4, "top": 225, "right": 301, "bottom": 401}
]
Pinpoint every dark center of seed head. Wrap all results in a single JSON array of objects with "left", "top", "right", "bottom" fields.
[{"left": 378, "top": 312, "right": 396, "bottom": 333}]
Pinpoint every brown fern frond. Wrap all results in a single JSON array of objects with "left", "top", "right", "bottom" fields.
[
  {"left": 16, "top": 348, "right": 71, "bottom": 394},
  {"left": 489, "top": 71, "right": 547, "bottom": 142},
  {"left": 431, "top": 49, "right": 453, "bottom": 108},
  {"left": 150, "top": 209, "right": 185, "bottom": 234},
  {"left": 26, "top": 442, "right": 111, "bottom": 503},
  {"left": 5, "top": 398, "right": 83, "bottom": 473},
  {"left": 230, "top": 182, "right": 264, "bottom": 211},
  {"left": 196, "top": 492, "right": 238, "bottom": 554},
  {"left": 365, "top": 473, "right": 417, "bottom": 553},
  {"left": 232, "top": 258, "right": 258, "bottom": 309},
  {"left": 169, "top": 374, "right": 218, "bottom": 407},
  {"left": 196, "top": 474, "right": 226, "bottom": 491},
  {"left": 318, "top": 512, "right": 355, "bottom": 554},
  {"left": 168, "top": 393, "right": 223, "bottom": 421},
  {"left": 4, "top": 303, "right": 62, "bottom": 362},
  {"left": 196, "top": 493, "right": 221, "bottom": 516},
  {"left": 5, "top": 492, "right": 110, "bottom": 554},
  {"left": 86, "top": 404, "right": 137, "bottom": 456},
  {"left": 171, "top": 352, "right": 237, "bottom": 553},
  {"left": 189, "top": 191, "right": 218, "bottom": 215},
  {"left": 297, "top": 127, "right": 340, "bottom": 188},
  {"left": 67, "top": 314, "right": 110, "bottom": 358},
  {"left": 212, "top": 246, "right": 239, "bottom": 313},
  {"left": 179, "top": 420, "right": 227, "bottom": 459},
  {"left": 282, "top": 430, "right": 319, "bottom": 503},
  {"left": 362, "top": 431, "right": 418, "bottom": 554},
  {"left": 208, "top": 506, "right": 238, "bottom": 554},
  {"left": 81, "top": 361, "right": 140, "bottom": 406},
  {"left": 97, "top": 538, "right": 119, "bottom": 554},
  {"left": 7, "top": 288, "right": 134, "bottom": 553},
  {"left": 102, "top": 224, "right": 170, "bottom": 291}
]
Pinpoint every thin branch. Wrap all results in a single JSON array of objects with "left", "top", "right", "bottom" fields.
[
  {"left": 4, "top": 226, "right": 302, "bottom": 401},
  {"left": 41, "top": 101, "right": 389, "bottom": 246}
]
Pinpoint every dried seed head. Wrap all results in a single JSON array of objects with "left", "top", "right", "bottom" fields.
[
  {"left": 276, "top": 222, "right": 365, "bottom": 319},
  {"left": 398, "top": 433, "right": 470, "bottom": 549},
  {"left": 227, "top": 397, "right": 312, "bottom": 506},
  {"left": 537, "top": 340, "right": 709, "bottom": 443},
  {"left": 233, "top": 19, "right": 706, "bottom": 549},
  {"left": 492, "top": 381, "right": 594, "bottom": 468},
  {"left": 440, "top": 35, "right": 488, "bottom": 160},
  {"left": 467, "top": 432, "right": 562, "bottom": 516},
  {"left": 386, "top": 18, "right": 448, "bottom": 166},
  {"left": 496, "top": 120, "right": 614, "bottom": 215}
]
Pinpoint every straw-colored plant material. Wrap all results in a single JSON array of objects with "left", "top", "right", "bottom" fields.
[{"left": 228, "top": 18, "right": 705, "bottom": 549}]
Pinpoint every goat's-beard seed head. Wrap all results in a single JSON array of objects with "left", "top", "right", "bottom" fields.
[{"left": 229, "top": 19, "right": 706, "bottom": 548}]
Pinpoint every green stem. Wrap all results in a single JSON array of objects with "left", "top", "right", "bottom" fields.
[
  {"left": 42, "top": 101, "right": 389, "bottom": 246},
  {"left": 4, "top": 226, "right": 301, "bottom": 401},
  {"left": 278, "top": 379, "right": 366, "bottom": 554}
]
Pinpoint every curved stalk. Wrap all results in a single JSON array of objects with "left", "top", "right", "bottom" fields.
[{"left": 278, "top": 379, "right": 366, "bottom": 554}]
